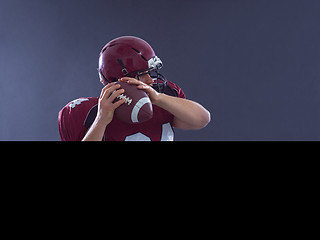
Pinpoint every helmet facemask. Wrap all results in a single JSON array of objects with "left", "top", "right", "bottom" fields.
[{"left": 134, "top": 56, "right": 168, "bottom": 93}]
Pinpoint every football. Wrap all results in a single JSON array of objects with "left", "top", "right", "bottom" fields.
[{"left": 113, "top": 81, "right": 153, "bottom": 124}]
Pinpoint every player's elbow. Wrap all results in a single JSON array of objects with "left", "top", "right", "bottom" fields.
[
  {"left": 187, "top": 108, "right": 211, "bottom": 130},
  {"left": 196, "top": 109, "right": 211, "bottom": 129}
]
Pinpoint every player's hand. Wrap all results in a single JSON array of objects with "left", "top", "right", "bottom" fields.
[
  {"left": 97, "top": 82, "right": 126, "bottom": 125},
  {"left": 119, "top": 77, "right": 161, "bottom": 104}
]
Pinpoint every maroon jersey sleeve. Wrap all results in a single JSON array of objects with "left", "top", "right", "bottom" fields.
[
  {"left": 166, "top": 80, "right": 186, "bottom": 99},
  {"left": 58, "top": 97, "right": 98, "bottom": 141}
]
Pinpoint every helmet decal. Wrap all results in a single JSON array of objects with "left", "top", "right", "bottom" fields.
[{"left": 148, "top": 56, "right": 163, "bottom": 70}]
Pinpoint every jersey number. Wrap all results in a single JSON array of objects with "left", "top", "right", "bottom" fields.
[{"left": 124, "top": 123, "right": 174, "bottom": 141}]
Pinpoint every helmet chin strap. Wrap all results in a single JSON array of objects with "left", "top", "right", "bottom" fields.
[{"left": 117, "top": 59, "right": 129, "bottom": 75}]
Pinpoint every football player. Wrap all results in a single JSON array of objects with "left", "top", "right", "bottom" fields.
[{"left": 58, "top": 36, "right": 210, "bottom": 141}]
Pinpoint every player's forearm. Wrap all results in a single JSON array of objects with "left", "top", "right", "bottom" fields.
[
  {"left": 82, "top": 117, "right": 107, "bottom": 141},
  {"left": 154, "top": 93, "right": 211, "bottom": 129}
]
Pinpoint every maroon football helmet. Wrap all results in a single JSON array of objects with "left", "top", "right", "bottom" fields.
[{"left": 98, "top": 36, "right": 163, "bottom": 85}]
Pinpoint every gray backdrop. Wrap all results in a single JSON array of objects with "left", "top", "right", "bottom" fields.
[{"left": 0, "top": 0, "right": 319, "bottom": 140}]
